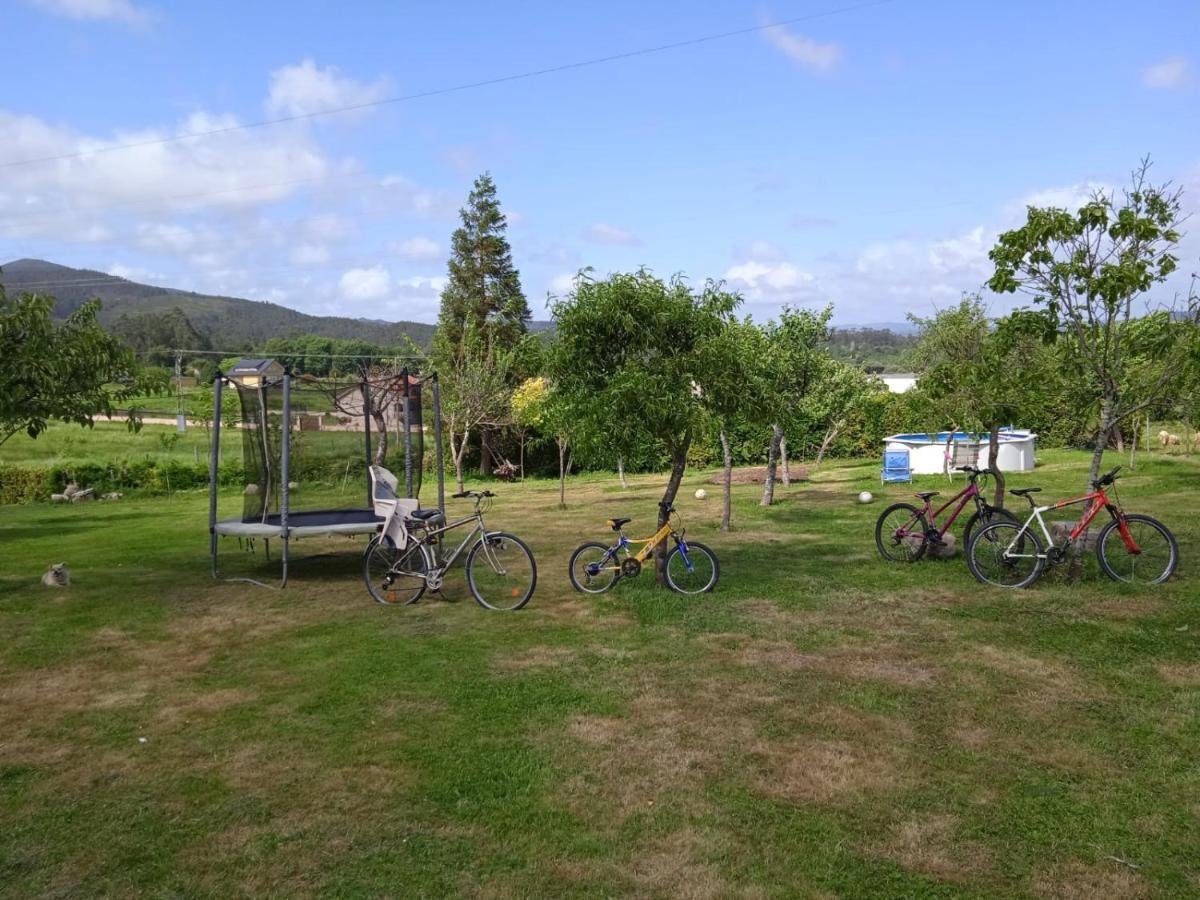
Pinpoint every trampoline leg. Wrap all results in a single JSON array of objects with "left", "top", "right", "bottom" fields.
[{"left": 281, "top": 535, "right": 289, "bottom": 589}]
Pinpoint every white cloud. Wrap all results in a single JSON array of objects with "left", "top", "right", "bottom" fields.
[
  {"left": 734, "top": 240, "right": 789, "bottom": 262},
  {"left": 266, "top": 59, "right": 391, "bottom": 119},
  {"left": 390, "top": 236, "right": 442, "bottom": 261},
  {"left": 724, "top": 260, "right": 815, "bottom": 293},
  {"left": 338, "top": 265, "right": 391, "bottom": 301},
  {"left": 108, "top": 262, "right": 164, "bottom": 283},
  {"left": 28, "top": 0, "right": 152, "bottom": 27},
  {"left": 549, "top": 273, "right": 577, "bottom": 294},
  {"left": 583, "top": 223, "right": 641, "bottom": 246},
  {"left": 290, "top": 244, "right": 331, "bottom": 267},
  {"left": 1141, "top": 56, "right": 1191, "bottom": 90},
  {"left": 763, "top": 24, "right": 841, "bottom": 73}
]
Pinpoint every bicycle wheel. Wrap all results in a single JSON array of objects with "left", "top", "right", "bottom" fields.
[
  {"left": 962, "top": 506, "right": 1018, "bottom": 549},
  {"left": 363, "top": 537, "right": 427, "bottom": 605},
  {"left": 466, "top": 531, "right": 537, "bottom": 610},
  {"left": 664, "top": 541, "right": 719, "bottom": 594},
  {"left": 568, "top": 542, "right": 620, "bottom": 594},
  {"left": 1096, "top": 514, "right": 1179, "bottom": 585},
  {"left": 967, "top": 521, "right": 1044, "bottom": 588},
  {"left": 875, "top": 503, "right": 929, "bottom": 563}
]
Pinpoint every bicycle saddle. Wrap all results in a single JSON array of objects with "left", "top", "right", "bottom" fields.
[
  {"left": 1009, "top": 487, "right": 1041, "bottom": 497},
  {"left": 914, "top": 491, "right": 939, "bottom": 500},
  {"left": 607, "top": 517, "right": 632, "bottom": 530},
  {"left": 407, "top": 508, "right": 445, "bottom": 524}
]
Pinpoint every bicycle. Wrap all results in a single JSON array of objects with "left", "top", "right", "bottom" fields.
[
  {"left": 568, "top": 502, "right": 719, "bottom": 595},
  {"left": 363, "top": 490, "right": 537, "bottom": 609},
  {"left": 875, "top": 466, "right": 1016, "bottom": 563},
  {"left": 966, "top": 466, "right": 1178, "bottom": 588}
]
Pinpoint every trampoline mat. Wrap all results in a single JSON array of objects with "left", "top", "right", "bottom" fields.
[{"left": 215, "top": 508, "right": 383, "bottom": 538}]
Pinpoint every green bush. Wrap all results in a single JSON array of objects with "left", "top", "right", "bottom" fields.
[{"left": 0, "top": 466, "right": 52, "bottom": 504}]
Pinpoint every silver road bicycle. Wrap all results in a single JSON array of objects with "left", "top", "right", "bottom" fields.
[{"left": 363, "top": 490, "right": 537, "bottom": 610}]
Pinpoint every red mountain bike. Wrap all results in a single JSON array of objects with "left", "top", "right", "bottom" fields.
[
  {"left": 966, "top": 466, "right": 1179, "bottom": 588},
  {"left": 875, "top": 466, "right": 1016, "bottom": 563}
]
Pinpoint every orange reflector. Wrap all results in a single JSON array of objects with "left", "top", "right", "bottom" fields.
[{"left": 511, "top": 588, "right": 520, "bottom": 597}]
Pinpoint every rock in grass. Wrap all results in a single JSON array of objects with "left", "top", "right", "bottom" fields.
[{"left": 928, "top": 531, "right": 957, "bottom": 560}]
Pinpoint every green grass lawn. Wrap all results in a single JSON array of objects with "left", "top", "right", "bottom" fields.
[{"left": 1, "top": 449, "right": 1197, "bottom": 897}]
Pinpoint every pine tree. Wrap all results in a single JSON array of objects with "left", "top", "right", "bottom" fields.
[{"left": 432, "top": 173, "right": 529, "bottom": 363}]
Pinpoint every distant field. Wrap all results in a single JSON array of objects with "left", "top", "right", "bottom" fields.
[{"left": 1, "top": 449, "right": 1197, "bottom": 897}]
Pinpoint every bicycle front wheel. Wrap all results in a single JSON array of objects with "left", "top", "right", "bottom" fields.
[
  {"left": 967, "top": 521, "right": 1044, "bottom": 588},
  {"left": 963, "top": 505, "right": 1018, "bottom": 549},
  {"left": 364, "top": 537, "right": 427, "bottom": 605},
  {"left": 466, "top": 531, "right": 537, "bottom": 610},
  {"left": 569, "top": 542, "right": 620, "bottom": 594},
  {"left": 875, "top": 503, "right": 929, "bottom": 563},
  {"left": 1096, "top": 514, "right": 1178, "bottom": 585},
  {"left": 664, "top": 541, "right": 719, "bottom": 594}
]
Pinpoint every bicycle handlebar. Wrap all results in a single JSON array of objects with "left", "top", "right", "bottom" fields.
[
  {"left": 1092, "top": 466, "right": 1121, "bottom": 488},
  {"left": 451, "top": 490, "right": 496, "bottom": 499}
]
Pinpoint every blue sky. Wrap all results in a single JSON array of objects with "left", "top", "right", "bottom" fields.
[{"left": 1, "top": 0, "right": 1197, "bottom": 326}]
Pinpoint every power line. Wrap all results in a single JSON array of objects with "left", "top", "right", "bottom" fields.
[{"left": 0, "top": 0, "right": 898, "bottom": 171}]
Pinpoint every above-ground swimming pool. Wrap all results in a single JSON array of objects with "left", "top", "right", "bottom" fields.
[{"left": 884, "top": 429, "right": 1037, "bottom": 474}]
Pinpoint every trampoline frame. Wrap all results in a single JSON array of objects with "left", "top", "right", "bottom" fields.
[{"left": 208, "top": 366, "right": 445, "bottom": 587}]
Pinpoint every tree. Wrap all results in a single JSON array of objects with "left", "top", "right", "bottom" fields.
[
  {"left": 0, "top": 289, "right": 151, "bottom": 447},
  {"left": 803, "top": 358, "right": 879, "bottom": 469},
  {"left": 548, "top": 270, "right": 740, "bottom": 583},
  {"left": 988, "top": 159, "right": 1199, "bottom": 485},
  {"left": 510, "top": 376, "right": 548, "bottom": 482},
  {"left": 439, "top": 329, "right": 515, "bottom": 492},
  {"left": 759, "top": 305, "right": 833, "bottom": 506}
]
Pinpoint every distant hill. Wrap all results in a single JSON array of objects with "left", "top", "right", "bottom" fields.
[{"left": 0, "top": 258, "right": 437, "bottom": 348}]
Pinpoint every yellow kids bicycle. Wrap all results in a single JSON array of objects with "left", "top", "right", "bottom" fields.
[{"left": 568, "top": 502, "right": 719, "bottom": 595}]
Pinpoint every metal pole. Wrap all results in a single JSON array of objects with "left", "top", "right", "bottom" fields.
[
  {"left": 362, "top": 380, "right": 373, "bottom": 507},
  {"left": 431, "top": 373, "right": 445, "bottom": 514},
  {"left": 402, "top": 368, "right": 413, "bottom": 498},
  {"left": 175, "top": 352, "right": 186, "bottom": 433},
  {"left": 209, "top": 375, "right": 223, "bottom": 578},
  {"left": 281, "top": 373, "right": 291, "bottom": 588}
]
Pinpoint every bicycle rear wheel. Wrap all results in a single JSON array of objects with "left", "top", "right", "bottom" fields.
[
  {"left": 664, "top": 541, "right": 719, "bottom": 594},
  {"left": 875, "top": 503, "right": 929, "bottom": 562},
  {"left": 363, "top": 537, "right": 427, "bottom": 605},
  {"left": 467, "top": 531, "right": 537, "bottom": 610},
  {"left": 568, "top": 542, "right": 620, "bottom": 594},
  {"left": 1096, "top": 514, "right": 1178, "bottom": 585},
  {"left": 967, "top": 521, "right": 1044, "bottom": 588},
  {"left": 963, "top": 505, "right": 1018, "bottom": 549}
]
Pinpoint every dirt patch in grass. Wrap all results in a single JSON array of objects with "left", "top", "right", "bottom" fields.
[
  {"left": 492, "top": 644, "right": 576, "bottom": 672},
  {"left": 628, "top": 827, "right": 728, "bottom": 899},
  {"left": 1156, "top": 662, "right": 1200, "bottom": 687},
  {"left": 1030, "top": 859, "right": 1149, "bottom": 899},
  {"left": 706, "top": 466, "right": 809, "bottom": 485},
  {"left": 964, "top": 644, "right": 1093, "bottom": 709},
  {"left": 1082, "top": 597, "right": 1169, "bottom": 620},
  {"left": 707, "top": 634, "right": 937, "bottom": 688},
  {"left": 868, "top": 813, "right": 992, "bottom": 882},
  {"left": 754, "top": 736, "right": 901, "bottom": 804}
]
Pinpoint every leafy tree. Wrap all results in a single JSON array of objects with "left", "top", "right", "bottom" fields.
[
  {"left": 110, "top": 307, "right": 210, "bottom": 365},
  {"left": 548, "top": 270, "right": 740, "bottom": 582},
  {"left": 988, "top": 159, "right": 1199, "bottom": 484},
  {"left": 439, "top": 328, "right": 515, "bottom": 492},
  {"left": 802, "top": 358, "right": 880, "bottom": 469},
  {"left": 510, "top": 376, "right": 548, "bottom": 482},
  {"left": 0, "top": 288, "right": 151, "bottom": 447},
  {"left": 432, "top": 172, "right": 530, "bottom": 475},
  {"left": 759, "top": 305, "right": 833, "bottom": 506}
]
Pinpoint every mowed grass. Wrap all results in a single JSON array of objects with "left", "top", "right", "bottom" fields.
[{"left": 1, "top": 449, "right": 1198, "bottom": 898}]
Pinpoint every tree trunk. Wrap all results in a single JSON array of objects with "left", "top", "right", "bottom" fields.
[
  {"left": 1074, "top": 400, "right": 1116, "bottom": 582},
  {"left": 557, "top": 436, "right": 569, "bottom": 507},
  {"left": 518, "top": 427, "right": 525, "bottom": 480},
  {"left": 987, "top": 423, "right": 1005, "bottom": 508},
  {"left": 478, "top": 426, "right": 492, "bottom": 476},
  {"left": 780, "top": 435, "right": 791, "bottom": 486},
  {"left": 1129, "top": 417, "right": 1138, "bottom": 471},
  {"left": 656, "top": 432, "right": 692, "bottom": 585},
  {"left": 1114, "top": 425, "right": 1124, "bottom": 453},
  {"left": 373, "top": 412, "right": 389, "bottom": 466},
  {"left": 617, "top": 456, "right": 628, "bottom": 489},
  {"left": 452, "top": 428, "right": 469, "bottom": 493},
  {"left": 760, "top": 423, "right": 783, "bottom": 507},
  {"left": 814, "top": 420, "right": 842, "bottom": 470},
  {"left": 720, "top": 429, "right": 732, "bottom": 532}
]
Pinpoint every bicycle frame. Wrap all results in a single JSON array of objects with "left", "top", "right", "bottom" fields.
[
  {"left": 390, "top": 508, "right": 498, "bottom": 580},
  {"left": 589, "top": 520, "right": 697, "bottom": 575},
  {"left": 1003, "top": 484, "right": 1142, "bottom": 559},
  {"left": 924, "top": 480, "right": 983, "bottom": 537}
]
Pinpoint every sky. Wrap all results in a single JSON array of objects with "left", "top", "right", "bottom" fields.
[{"left": 1, "top": 0, "right": 1198, "bottom": 328}]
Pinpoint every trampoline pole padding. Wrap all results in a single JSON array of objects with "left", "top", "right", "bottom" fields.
[
  {"left": 362, "top": 380, "right": 373, "bottom": 508},
  {"left": 431, "top": 374, "right": 445, "bottom": 514},
  {"left": 281, "top": 372, "right": 290, "bottom": 589},
  {"left": 209, "top": 374, "right": 223, "bottom": 579},
  {"left": 402, "top": 369, "right": 413, "bottom": 498}
]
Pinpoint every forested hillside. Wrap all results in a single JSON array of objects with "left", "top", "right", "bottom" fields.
[{"left": 0, "top": 259, "right": 436, "bottom": 348}]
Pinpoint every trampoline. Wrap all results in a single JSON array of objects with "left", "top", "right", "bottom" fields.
[{"left": 208, "top": 361, "right": 445, "bottom": 586}]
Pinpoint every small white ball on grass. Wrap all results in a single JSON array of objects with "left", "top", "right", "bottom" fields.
[
  {"left": 694, "top": 488, "right": 707, "bottom": 500},
  {"left": 858, "top": 491, "right": 874, "bottom": 504}
]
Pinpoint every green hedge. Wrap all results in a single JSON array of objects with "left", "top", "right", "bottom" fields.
[{"left": 0, "top": 460, "right": 246, "bottom": 505}]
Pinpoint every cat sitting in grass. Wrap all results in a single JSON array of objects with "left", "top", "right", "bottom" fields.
[{"left": 41, "top": 563, "right": 70, "bottom": 587}]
